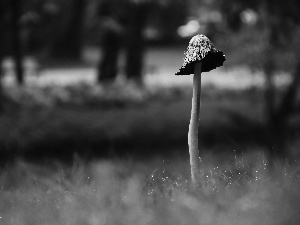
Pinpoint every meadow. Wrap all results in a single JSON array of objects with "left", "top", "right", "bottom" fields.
[
  {"left": 0, "top": 151, "right": 299, "bottom": 225},
  {"left": 0, "top": 80, "right": 299, "bottom": 225}
]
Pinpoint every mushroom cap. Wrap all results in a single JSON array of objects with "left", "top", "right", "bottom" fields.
[{"left": 175, "top": 34, "right": 226, "bottom": 75}]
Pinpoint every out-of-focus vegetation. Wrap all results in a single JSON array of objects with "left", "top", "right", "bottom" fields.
[
  {"left": 0, "top": 0, "right": 299, "bottom": 161},
  {"left": 0, "top": 83, "right": 298, "bottom": 164},
  {"left": 0, "top": 154, "right": 299, "bottom": 225},
  {"left": 1, "top": 0, "right": 300, "bottom": 224},
  {"left": 218, "top": 0, "right": 300, "bottom": 159}
]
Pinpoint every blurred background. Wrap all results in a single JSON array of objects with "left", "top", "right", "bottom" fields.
[{"left": 0, "top": 0, "right": 300, "bottom": 164}]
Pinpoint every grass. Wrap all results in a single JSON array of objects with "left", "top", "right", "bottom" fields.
[
  {"left": 0, "top": 78, "right": 299, "bottom": 224},
  {"left": 0, "top": 151, "right": 299, "bottom": 225}
]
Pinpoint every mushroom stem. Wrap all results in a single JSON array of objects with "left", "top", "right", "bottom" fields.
[{"left": 188, "top": 61, "right": 202, "bottom": 187}]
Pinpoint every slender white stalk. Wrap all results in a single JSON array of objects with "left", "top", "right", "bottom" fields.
[{"left": 188, "top": 61, "right": 202, "bottom": 186}]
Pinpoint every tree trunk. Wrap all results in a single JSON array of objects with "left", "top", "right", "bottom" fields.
[
  {"left": 11, "top": 0, "right": 24, "bottom": 85},
  {"left": 125, "top": 3, "right": 148, "bottom": 83},
  {"left": 276, "top": 61, "right": 300, "bottom": 121},
  {"left": 97, "top": 31, "right": 121, "bottom": 83},
  {"left": 0, "top": 0, "right": 10, "bottom": 111},
  {"left": 49, "top": 0, "right": 86, "bottom": 60},
  {"left": 96, "top": 0, "right": 124, "bottom": 83},
  {"left": 0, "top": 18, "right": 4, "bottom": 112}
]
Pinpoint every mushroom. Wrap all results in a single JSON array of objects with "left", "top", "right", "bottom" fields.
[{"left": 175, "top": 34, "right": 225, "bottom": 187}]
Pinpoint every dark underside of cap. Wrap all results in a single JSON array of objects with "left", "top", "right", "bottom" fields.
[{"left": 175, "top": 50, "right": 226, "bottom": 75}]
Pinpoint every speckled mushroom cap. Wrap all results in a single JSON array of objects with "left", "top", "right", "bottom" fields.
[{"left": 175, "top": 34, "right": 226, "bottom": 75}]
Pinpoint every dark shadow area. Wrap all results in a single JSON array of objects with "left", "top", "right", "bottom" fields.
[{"left": 0, "top": 86, "right": 298, "bottom": 166}]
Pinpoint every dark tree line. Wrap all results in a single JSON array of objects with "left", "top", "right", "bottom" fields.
[
  {"left": 0, "top": 0, "right": 188, "bottom": 86},
  {"left": 96, "top": 0, "right": 151, "bottom": 84},
  {"left": 97, "top": 0, "right": 187, "bottom": 84}
]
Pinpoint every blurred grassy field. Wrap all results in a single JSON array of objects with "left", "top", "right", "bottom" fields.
[
  {"left": 2, "top": 81, "right": 299, "bottom": 164},
  {"left": 0, "top": 151, "right": 299, "bottom": 225},
  {"left": 0, "top": 47, "right": 300, "bottom": 225}
]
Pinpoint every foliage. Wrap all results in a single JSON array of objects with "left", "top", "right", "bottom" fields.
[
  {"left": 213, "top": 0, "right": 300, "bottom": 158},
  {"left": 212, "top": 0, "right": 300, "bottom": 72},
  {"left": 216, "top": 25, "right": 300, "bottom": 73}
]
